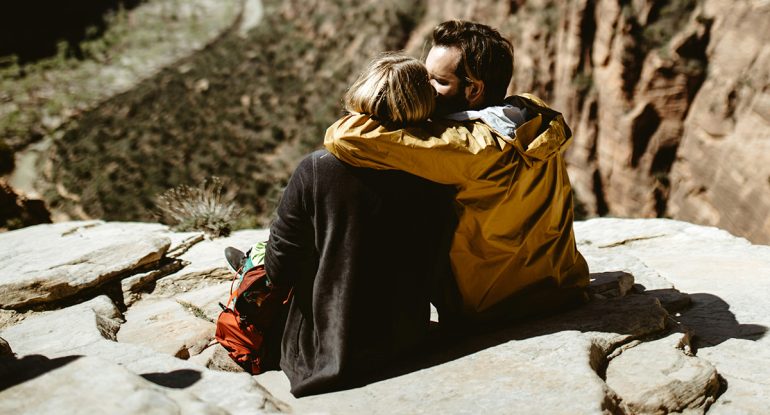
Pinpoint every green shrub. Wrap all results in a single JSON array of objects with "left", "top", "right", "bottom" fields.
[{"left": 155, "top": 177, "right": 240, "bottom": 237}]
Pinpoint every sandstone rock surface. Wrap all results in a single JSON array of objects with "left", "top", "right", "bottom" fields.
[
  {"left": 0, "top": 219, "right": 767, "bottom": 414},
  {"left": 188, "top": 343, "right": 246, "bottom": 373},
  {"left": 257, "top": 289, "right": 670, "bottom": 414},
  {"left": 0, "top": 356, "right": 227, "bottom": 415},
  {"left": 260, "top": 332, "right": 618, "bottom": 414},
  {"left": 698, "top": 338, "right": 770, "bottom": 415},
  {"left": 0, "top": 296, "right": 286, "bottom": 414},
  {"left": 667, "top": 1, "right": 770, "bottom": 244},
  {"left": 0, "top": 221, "right": 171, "bottom": 309},
  {"left": 606, "top": 333, "right": 719, "bottom": 414},
  {"left": 117, "top": 298, "right": 216, "bottom": 359},
  {"left": 577, "top": 218, "right": 770, "bottom": 414}
]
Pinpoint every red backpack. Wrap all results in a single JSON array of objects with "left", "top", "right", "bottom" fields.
[{"left": 215, "top": 265, "right": 292, "bottom": 374}]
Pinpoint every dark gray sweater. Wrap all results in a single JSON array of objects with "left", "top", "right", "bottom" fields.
[{"left": 265, "top": 150, "right": 453, "bottom": 397}]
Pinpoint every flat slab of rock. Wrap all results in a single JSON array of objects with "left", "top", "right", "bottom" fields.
[
  {"left": 0, "top": 356, "right": 225, "bottom": 415},
  {"left": 606, "top": 333, "right": 719, "bottom": 414},
  {"left": 588, "top": 271, "right": 635, "bottom": 299},
  {"left": 174, "top": 282, "right": 233, "bottom": 322},
  {"left": 577, "top": 218, "right": 770, "bottom": 414},
  {"left": 165, "top": 231, "right": 206, "bottom": 258},
  {"left": 117, "top": 298, "right": 215, "bottom": 359},
  {"left": 579, "top": 246, "right": 675, "bottom": 291},
  {"left": 1, "top": 218, "right": 768, "bottom": 413},
  {"left": 0, "top": 221, "right": 171, "bottom": 309},
  {"left": 188, "top": 343, "right": 245, "bottom": 373},
  {"left": 0, "top": 296, "right": 286, "bottom": 414},
  {"left": 260, "top": 331, "right": 617, "bottom": 414},
  {"left": 699, "top": 338, "right": 770, "bottom": 415},
  {"left": 121, "top": 260, "right": 187, "bottom": 306},
  {"left": 257, "top": 292, "right": 670, "bottom": 414}
]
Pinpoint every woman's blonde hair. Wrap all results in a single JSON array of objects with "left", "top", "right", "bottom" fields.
[{"left": 344, "top": 53, "right": 435, "bottom": 127}]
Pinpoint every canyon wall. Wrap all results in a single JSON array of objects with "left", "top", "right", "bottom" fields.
[
  {"left": 2, "top": 0, "right": 768, "bottom": 243},
  {"left": 405, "top": 0, "right": 769, "bottom": 243}
]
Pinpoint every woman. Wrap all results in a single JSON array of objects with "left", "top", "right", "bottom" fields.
[
  {"left": 229, "top": 53, "right": 439, "bottom": 280},
  {"left": 344, "top": 52, "right": 436, "bottom": 128},
  {"left": 262, "top": 53, "right": 456, "bottom": 397}
]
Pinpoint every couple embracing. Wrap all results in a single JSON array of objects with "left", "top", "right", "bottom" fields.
[{"left": 256, "top": 20, "right": 588, "bottom": 397}]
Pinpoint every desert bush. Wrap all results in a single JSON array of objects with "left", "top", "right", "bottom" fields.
[{"left": 155, "top": 177, "right": 240, "bottom": 237}]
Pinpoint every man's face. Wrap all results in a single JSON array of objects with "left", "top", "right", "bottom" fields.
[{"left": 425, "top": 45, "right": 470, "bottom": 116}]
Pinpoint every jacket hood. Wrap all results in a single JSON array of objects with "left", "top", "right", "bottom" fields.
[
  {"left": 505, "top": 94, "right": 574, "bottom": 162},
  {"left": 443, "top": 105, "right": 527, "bottom": 139}
]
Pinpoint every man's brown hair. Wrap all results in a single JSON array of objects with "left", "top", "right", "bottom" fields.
[{"left": 432, "top": 20, "right": 514, "bottom": 106}]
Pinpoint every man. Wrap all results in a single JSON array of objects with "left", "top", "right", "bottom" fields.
[
  {"left": 325, "top": 20, "right": 590, "bottom": 319},
  {"left": 425, "top": 20, "right": 515, "bottom": 115}
]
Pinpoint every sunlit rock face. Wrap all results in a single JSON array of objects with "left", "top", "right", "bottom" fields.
[
  {"left": 1, "top": 218, "right": 768, "bottom": 413},
  {"left": 665, "top": 2, "right": 770, "bottom": 245}
]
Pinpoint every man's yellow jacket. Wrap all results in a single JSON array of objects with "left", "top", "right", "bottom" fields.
[{"left": 324, "top": 94, "right": 589, "bottom": 313}]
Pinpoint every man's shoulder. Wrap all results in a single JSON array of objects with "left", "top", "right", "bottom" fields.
[
  {"left": 408, "top": 119, "right": 463, "bottom": 138},
  {"left": 505, "top": 94, "right": 563, "bottom": 115},
  {"left": 300, "top": 150, "right": 342, "bottom": 170}
]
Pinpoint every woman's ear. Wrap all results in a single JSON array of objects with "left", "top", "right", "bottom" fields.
[{"left": 465, "top": 79, "right": 485, "bottom": 108}]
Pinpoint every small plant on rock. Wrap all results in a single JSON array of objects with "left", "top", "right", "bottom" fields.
[{"left": 155, "top": 177, "right": 240, "bottom": 237}]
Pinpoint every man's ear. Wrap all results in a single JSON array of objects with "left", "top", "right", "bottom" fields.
[{"left": 465, "top": 79, "right": 485, "bottom": 108}]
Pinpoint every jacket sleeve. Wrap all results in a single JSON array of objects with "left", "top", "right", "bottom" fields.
[
  {"left": 265, "top": 155, "right": 315, "bottom": 287},
  {"left": 323, "top": 114, "right": 506, "bottom": 185}
]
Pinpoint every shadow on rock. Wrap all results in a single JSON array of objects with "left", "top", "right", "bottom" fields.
[
  {"left": 674, "top": 292, "right": 767, "bottom": 350},
  {"left": 0, "top": 354, "right": 82, "bottom": 391},
  {"left": 350, "top": 275, "right": 657, "bottom": 388},
  {"left": 356, "top": 272, "right": 767, "bottom": 389},
  {"left": 140, "top": 369, "right": 202, "bottom": 389}
]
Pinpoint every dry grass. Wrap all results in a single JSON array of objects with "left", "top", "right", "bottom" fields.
[{"left": 155, "top": 177, "right": 240, "bottom": 237}]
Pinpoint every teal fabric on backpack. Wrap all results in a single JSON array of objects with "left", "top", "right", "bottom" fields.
[
  {"left": 233, "top": 241, "right": 269, "bottom": 306},
  {"left": 249, "top": 241, "right": 267, "bottom": 267}
]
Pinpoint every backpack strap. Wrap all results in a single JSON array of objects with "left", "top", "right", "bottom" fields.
[{"left": 226, "top": 265, "right": 269, "bottom": 309}]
